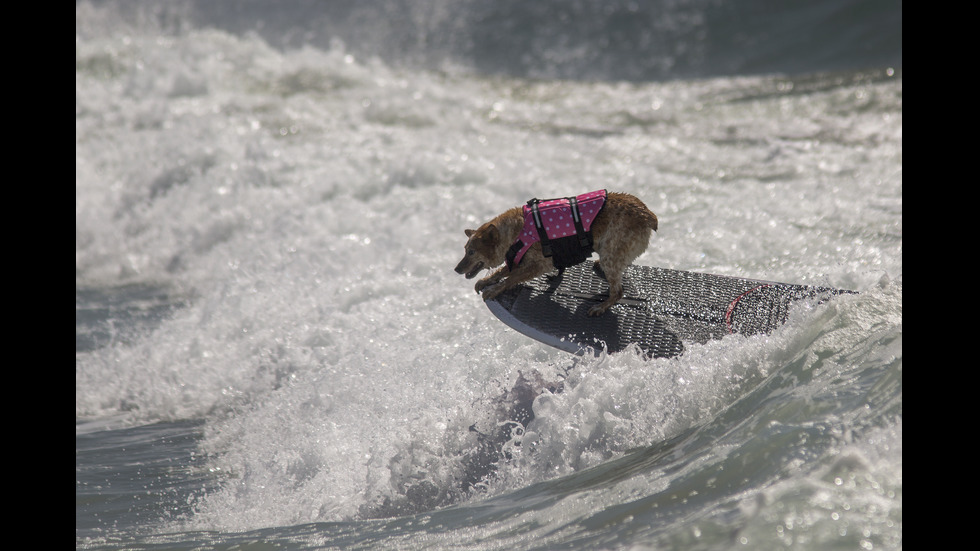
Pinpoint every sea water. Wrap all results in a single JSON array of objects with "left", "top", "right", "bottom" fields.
[{"left": 76, "top": 1, "right": 902, "bottom": 549}]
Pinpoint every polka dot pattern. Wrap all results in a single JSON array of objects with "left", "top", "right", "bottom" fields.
[{"left": 509, "top": 189, "right": 607, "bottom": 267}]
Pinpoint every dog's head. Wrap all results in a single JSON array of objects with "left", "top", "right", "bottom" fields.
[{"left": 454, "top": 224, "right": 502, "bottom": 279}]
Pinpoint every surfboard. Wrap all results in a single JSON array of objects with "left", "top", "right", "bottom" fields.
[{"left": 485, "top": 262, "right": 854, "bottom": 358}]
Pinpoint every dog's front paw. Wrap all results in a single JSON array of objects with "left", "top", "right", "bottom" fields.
[
  {"left": 587, "top": 304, "right": 608, "bottom": 317},
  {"left": 481, "top": 282, "right": 505, "bottom": 301},
  {"left": 474, "top": 277, "right": 490, "bottom": 293}
]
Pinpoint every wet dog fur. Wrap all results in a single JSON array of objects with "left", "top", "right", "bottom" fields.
[{"left": 455, "top": 192, "right": 658, "bottom": 316}]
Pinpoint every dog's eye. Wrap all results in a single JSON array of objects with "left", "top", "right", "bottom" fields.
[{"left": 466, "top": 249, "right": 474, "bottom": 256}]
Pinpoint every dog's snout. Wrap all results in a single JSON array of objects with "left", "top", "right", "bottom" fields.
[{"left": 455, "top": 256, "right": 485, "bottom": 279}]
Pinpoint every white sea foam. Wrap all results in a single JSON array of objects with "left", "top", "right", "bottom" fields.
[{"left": 76, "top": 4, "right": 900, "bottom": 532}]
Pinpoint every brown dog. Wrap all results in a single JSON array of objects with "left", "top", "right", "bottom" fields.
[{"left": 455, "top": 192, "right": 658, "bottom": 316}]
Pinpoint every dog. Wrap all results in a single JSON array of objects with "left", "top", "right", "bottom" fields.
[{"left": 455, "top": 191, "right": 657, "bottom": 316}]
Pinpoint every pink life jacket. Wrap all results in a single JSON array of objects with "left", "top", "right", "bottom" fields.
[{"left": 506, "top": 189, "right": 607, "bottom": 270}]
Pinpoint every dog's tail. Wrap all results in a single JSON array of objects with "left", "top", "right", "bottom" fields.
[
  {"left": 609, "top": 192, "right": 658, "bottom": 232},
  {"left": 634, "top": 199, "right": 658, "bottom": 232},
  {"left": 645, "top": 210, "right": 659, "bottom": 232}
]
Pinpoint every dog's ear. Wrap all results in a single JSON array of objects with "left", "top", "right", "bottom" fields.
[
  {"left": 485, "top": 224, "right": 499, "bottom": 241},
  {"left": 465, "top": 229, "right": 475, "bottom": 237}
]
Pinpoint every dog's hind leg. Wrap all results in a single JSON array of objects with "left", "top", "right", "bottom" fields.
[
  {"left": 588, "top": 267, "right": 624, "bottom": 316},
  {"left": 589, "top": 222, "right": 653, "bottom": 316}
]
